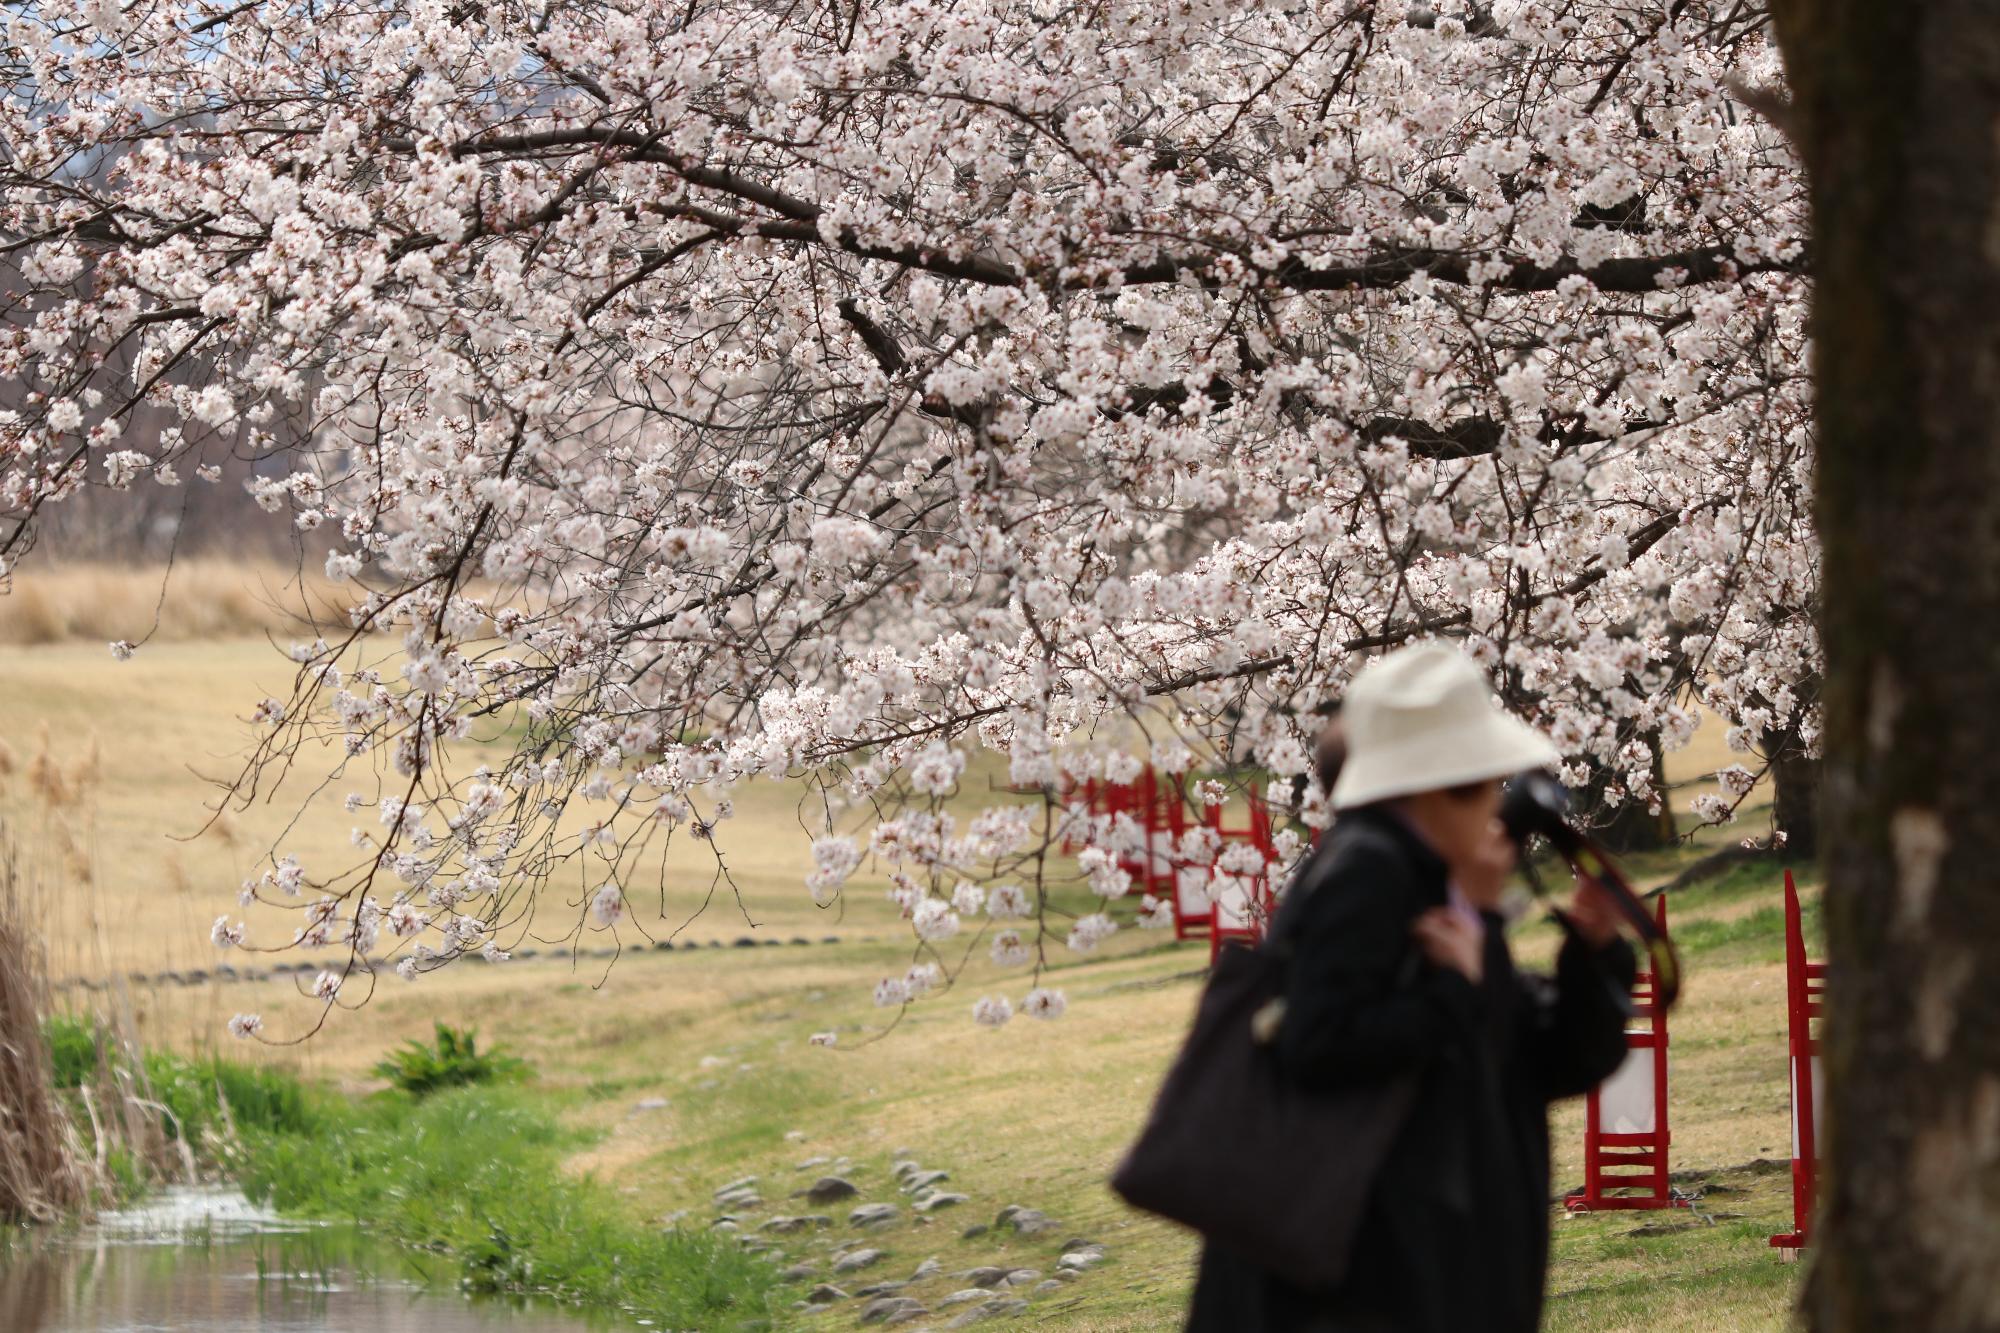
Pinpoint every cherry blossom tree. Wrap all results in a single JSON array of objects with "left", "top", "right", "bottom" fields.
[{"left": 0, "top": 0, "right": 1815, "bottom": 1032}]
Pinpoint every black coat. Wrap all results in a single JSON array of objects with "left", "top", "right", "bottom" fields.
[{"left": 1186, "top": 806, "right": 1636, "bottom": 1333}]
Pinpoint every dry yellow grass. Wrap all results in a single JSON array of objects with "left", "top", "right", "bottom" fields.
[
  {"left": 0, "top": 638, "right": 922, "bottom": 979},
  {"left": 0, "top": 618, "right": 1776, "bottom": 982},
  {"left": 0, "top": 560, "right": 356, "bottom": 647},
  {"left": 0, "top": 822, "right": 98, "bottom": 1222}
]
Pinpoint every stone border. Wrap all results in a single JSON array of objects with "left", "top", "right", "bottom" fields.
[{"left": 53, "top": 933, "right": 891, "bottom": 991}]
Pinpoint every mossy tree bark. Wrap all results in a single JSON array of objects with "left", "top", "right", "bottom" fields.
[{"left": 1772, "top": 2, "right": 2000, "bottom": 1326}]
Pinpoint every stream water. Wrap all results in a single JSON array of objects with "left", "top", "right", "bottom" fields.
[{"left": 0, "top": 1185, "right": 608, "bottom": 1332}]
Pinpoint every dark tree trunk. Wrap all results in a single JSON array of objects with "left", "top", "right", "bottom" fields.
[
  {"left": 1766, "top": 708, "right": 1822, "bottom": 863},
  {"left": 1768, "top": 738, "right": 1821, "bottom": 863},
  {"left": 1587, "top": 743, "right": 1678, "bottom": 854},
  {"left": 1772, "top": 4, "right": 2000, "bottom": 1327}
]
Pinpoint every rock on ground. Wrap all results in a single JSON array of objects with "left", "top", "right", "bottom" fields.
[
  {"left": 946, "top": 1298, "right": 1031, "bottom": 1328},
  {"left": 993, "top": 1205, "right": 1055, "bottom": 1236},
  {"left": 761, "top": 1214, "right": 831, "bottom": 1233},
  {"left": 832, "top": 1247, "right": 886, "bottom": 1274},
  {"left": 938, "top": 1289, "right": 992, "bottom": 1308},
  {"left": 801, "top": 1176, "right": 859, "bottom": 1204},
  {"left": 859, "top": 1296, "right": 929, "bottom": 1325}
]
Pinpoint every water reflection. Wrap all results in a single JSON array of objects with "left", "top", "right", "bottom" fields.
[{"left": 0, "top": 1187, "right": 603, "bottom": 1333}]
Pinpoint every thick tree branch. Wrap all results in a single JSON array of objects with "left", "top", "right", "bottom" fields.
[{"left": 398, "top": 126, "right": 1800, "bottom": 297}]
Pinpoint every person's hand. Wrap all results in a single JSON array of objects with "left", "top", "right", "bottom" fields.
[
  {"left": 1565, "top": 872, "right": 1623, "bottom": 948},
  {"left": 1413, "top": 908, "right": 1484, "bottom": 985},
  {"left": 1452, "top": 818, "right": 1517, "bottom": 910}
]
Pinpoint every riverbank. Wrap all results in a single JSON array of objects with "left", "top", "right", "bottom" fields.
[
  {"left": 34, "top": 1018, "right": 788, "bottom": 1329},
  {"left": 236, "top": 1081, "right": 785, "bottom": 1327},
  {"left": 0, "top": 1182, "right": 608, "bottom": 1332}
]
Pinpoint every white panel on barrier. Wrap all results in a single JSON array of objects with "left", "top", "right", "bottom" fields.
[
  {"left": 1598, "top": 1045, "right": 1656, "bottom": 1135},
  {"left": 1791, "top": 1054, "right": 1824, "bottom": 1158},
  {"left": 1800, "top": 1056, "right": 1816, "bottom": 1152},
  {"left": 1175, "top": 866, "right": 1212, "bottom": 914},
  {"left": 1211, "top": 872, "right": 1256, "bottom": 930},
  {"left": 1148, "top": 828, "right": 1175, "bottom": 877}
]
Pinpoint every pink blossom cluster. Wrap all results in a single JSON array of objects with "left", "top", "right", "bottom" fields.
[{"left": 0, "top": 1, "right": 1812, "bottom": 1033}]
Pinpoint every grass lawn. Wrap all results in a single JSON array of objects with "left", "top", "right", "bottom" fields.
[{"left": 2, "top": 624, "right": 1813, "bottom": 1330}]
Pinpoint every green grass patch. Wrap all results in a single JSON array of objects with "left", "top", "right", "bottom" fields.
[
  {"left": 1672, "top": 906, "right": 1785, "bottom": 958},
  {"left": 42, "top": 1015, "right": 317, "bottom": 1146},
  {"left": 146, "top": 1050, "right": 317, "bottom": 1144},
  {"left": 38, "top": 1013, "right": 785, "bottom": 1329},
  {"left": 233, "top": 1080, "right": 785, "bottom": 1329},
  {"left": 1668, "top": 889, "right": 1821, "bottom": 968},
  {"left": 372, "top": 1021, "right": 527, "bottom": 1097},
  {"left": 44, "top": 1013, "right": 102, "bottom": 1088}
]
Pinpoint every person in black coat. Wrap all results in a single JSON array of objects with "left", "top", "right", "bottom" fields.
[{"left": 1187, "top": 644, "right": 1637, "bottom": 1333}]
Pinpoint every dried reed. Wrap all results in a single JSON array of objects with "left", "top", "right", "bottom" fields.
[
  {"left": 0, "top": 558, "right": 529, "bottom": 646},
  {"left": 0, "top": 823, "right": 97, "bottom": 1222},
  {"left": 0, "top": 559, "right": 347, "bottom": 646}
]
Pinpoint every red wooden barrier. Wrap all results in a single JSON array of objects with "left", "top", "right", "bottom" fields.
[
  {"left": 1566, "top": 895, "right": 1685, "bottom": 1213},
  {"left": 1060, "top": 766, "right": 1287, "bottom": 953},
  {"left": 1204, "top": 793, "right": 1277, "bottom": 963},
  {"left": 1771, "top": 869, "right": 1825, "bottom": 1250}
]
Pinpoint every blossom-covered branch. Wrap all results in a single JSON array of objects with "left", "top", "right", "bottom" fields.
[{"left": 0, "top": 0, "right": 1816, "bottom": 1033}]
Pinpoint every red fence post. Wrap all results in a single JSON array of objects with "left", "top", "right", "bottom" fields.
[
  {"left": 1771, "top": 869, "right": 1824, "bottom": 1250},
  {"left": 1204, "top": 787, "right": 1281, "bottom": 963},
  {"left": 1566, "top": 894, "right": 1683, "bottom": 1212}
]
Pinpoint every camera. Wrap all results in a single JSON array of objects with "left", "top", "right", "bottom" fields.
[
  {"left": 1498, "top": 769, "right": 1581, "bottom": 856},
  {"left": 1498, "top": 769, "right": 1681, "bottom": 1010}
]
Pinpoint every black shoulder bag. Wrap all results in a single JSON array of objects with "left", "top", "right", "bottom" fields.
[{"left": 1109, "top": 855, "right": 1421, "bottom": 1291}]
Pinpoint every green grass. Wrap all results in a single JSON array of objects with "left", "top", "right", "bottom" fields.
[
  {"left": 1672, "top": 905, "right": 1786, "bottom": 960},
  {"left": 233, "top": 1080, "right": 787, "bottom": 1329},
  {"left": 1545, "top": 1160, "right": 1803, "bottom": 1330},
  {"left": 146, "top": 1049, "right": 317, "bottom": 1145},
  {"left": 372, "top": 1021, "right": 528, "bottom": 1097},
  {"left": 43, "top": 1012, "right": 101, "bottom": 1088},
  {"left": 43, "top": 1014, "right": 317, "bottom": 1146}
]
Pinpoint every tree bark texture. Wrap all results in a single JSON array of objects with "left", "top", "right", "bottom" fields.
[
  {"left": 1772, "top": 3, "right": 2000, "bottom": 1328},
  {"left": 1767, "top": 707, "right": 1823, "bottom": 862}
]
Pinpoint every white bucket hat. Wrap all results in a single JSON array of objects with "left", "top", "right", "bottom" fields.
[{"left": 1330, "top": 642, "right": 1560, "bottom": 810}]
